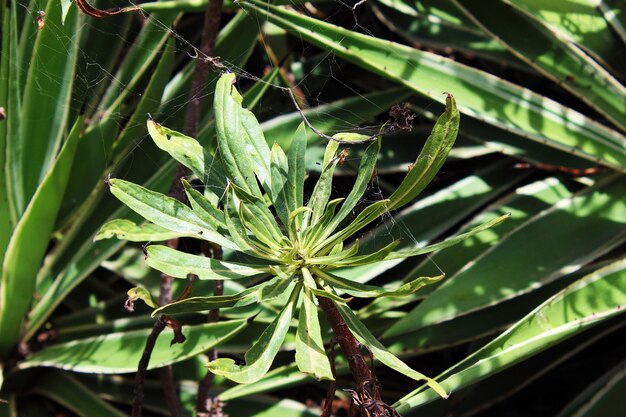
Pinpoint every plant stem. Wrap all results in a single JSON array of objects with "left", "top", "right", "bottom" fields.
[
  {"left": 197, "top": 243, "right": 224, "bottom": 414},
  {"left": 184, "top": 0, "right": 224, "bottom": 138},
  {"left": 317, "top": 296, "right": 388, "bottom": 417},
  {"left": 131, "top": 319, "right": 165, "bottom": 417}
]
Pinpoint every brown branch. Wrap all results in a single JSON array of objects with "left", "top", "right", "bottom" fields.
[
  {"left": 74, "top": 0, "right": 140, "bottom": 18},
  {"left": 131, "top": 319, "right": 165, "bottom": 417},
  {"left": 197, "top": 243, "right": 224, "bottom": 415},
  {"left": 184, "top": 0, "right": 225, "bottom": 138},
  {"left": 317, "top": 296, "right": 388, "bottom": 417}
]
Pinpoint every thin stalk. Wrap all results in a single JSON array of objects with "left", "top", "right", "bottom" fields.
[{"left": 317, "top": 296, "right": 388, "bottom": 417}]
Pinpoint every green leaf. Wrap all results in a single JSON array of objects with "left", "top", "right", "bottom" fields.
[
  {"left": 145, "top": 245, "right": 270, "bottom": 280},
  {"left": 214, "top": 73, "right": 263, "bottom": 196},
  {"left": 241, "top": 0, "right": 626, "bottom": 173},
  {"left": 270, "top": 143, "right": 290, "bottom": 227},
  {"left": 394, "top": 258, "right": 626, "bottom": 412},
  {"left": 305, "top": 140, "right": 340, "bottom": 228},
  {"left": 127, "top": 287, "right": 158, "bottom": 309},
  {"left": 0, "top": 117, "right": 83, "bottom": 359},
  {"left": 295, "top": 286, "right": 334, "bottom": 380},
  {"left": 107, "top": 178, "right": 237, "bottom": 250},
  {"left": 286, "top": 123, "right": 307, "bottom": 234},
  {"left": 331, "top": 132, "right": 374, "bottom": 143},
  {"left": 21, "top": 320, "right": 247, "bottom": 373},
  {"left": 0, "top": 0, "right": 20, "bottom": 267},
  {"left": 208, "top": 284, "right": 302, "bottom": 383},
  {"left": 325, "top": 240, "right": 400, "bottom": 267},
  {"left": 333, "top": 297, "right": 447, "bottom": 398},
  {"left": 314, "top": 268, "right": 443, "bottom": 298},
  {"left": 111, "top": 37, "right": 176, "bottom": 161},
  {"left": 313, "top": 95, "right": 460, "bottom": 254},
  {"left": 380, "top": 213, "right": 510, "bottom": 261},
  {"left": 320, "top": 137, "right": 381, "bottom": 240},
  {"left": 182, "top": 179, "right": 226, "bottom": 231},
  {"left": 147, "top": 119, "right": 218, "bottom": 189},
  {"left": 94, "top": 219, "right": 183, "bottom": 242},
  {"left": 152, "top": 284, "right": 264, "bottom": 316},
  {"left": 386, "top": 93, "right": 460, "bottom": 211},
  {"left": 230, "top": 183, "right": 285, "bottom": 249}
]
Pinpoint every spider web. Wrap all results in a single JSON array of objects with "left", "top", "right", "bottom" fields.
[{"left": 14, "top": 0, "right": 449, "bottom": 278}]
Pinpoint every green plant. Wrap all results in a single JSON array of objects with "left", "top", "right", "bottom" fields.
[{"left": 97, "top": 72, "right": 509, "bottom": 412}]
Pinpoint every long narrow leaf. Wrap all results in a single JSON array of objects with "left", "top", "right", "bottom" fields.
[
  {"left": 0, "top": 118, "right": 83, "bottom": 358},
  {"left": 208, "top": 284, "right": 302, "bottom": 383},
  {"left": 394, "top": 258, "right": 626, "bottom": 412},
  {"left": 145, "top": 245, "right": 270, "bottom": 280}
]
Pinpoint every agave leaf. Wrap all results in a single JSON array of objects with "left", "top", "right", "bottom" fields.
[
  {"left": 386, "top": 175, "right": 626, "bottom": 336},
  {"left": 314, "top": 268, "right": 442, "bottom": 298},
  {"left": 394, "top": 258, "right": 626, "bottom": 412},
  {"left": 0, "top": 0, "right": 20, "bottom": 265},
  {"left": 0, "top": 118, "right": 82, "bottom": 358},
  {"left": 333, "top": 297, "right": 447, "bottom": 398},
  {"left": 295, "top": 287, "right": 334, "bottom": 380},
  {"left": 506, "top": 0, "right": 626, "bottom": 76},
  {"left": 95, "top": 219, "right": 184, "bottom": 242},
  {"left": 111, "top": 37, "right": 176, "bottom": 160},
  {"left": 145, "top": 245, "right": 270, "bottom": 281},
  {"left": 97, "top": 11, "right": 180, "bottom": 118},
  {"left": 241, "top": 0, "right": 626, "bottom": 173},
  {"left": 556, "top": 358, "right": 626, "bottom": 417},
  {"left": 12, "top": 0, "right": 81, "bottom": 215},
  {"left": 208, "top": 284, "right": 302, "bottom": 383},
  {"left": 363, "top": 177, "right": 574, "bottom": 318},
  {"left": 21, "top": 320, "right": 247, "bottom": 373},
  {"left": 107, "top": 178, "right": 237, "bottom": 250},
  {"left": 454, "top": 0, "right": 626, "bottom": 131},
  {"left": 27, "top": 370, "right": 125, "bottom": 417},
  {"left": 373, "top": 0, "right": 525, "bottom": 69}
]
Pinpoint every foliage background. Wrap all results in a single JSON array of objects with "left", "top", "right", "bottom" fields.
[{"left": 0, "top": 0, "right": 625, "bottom": 416}]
